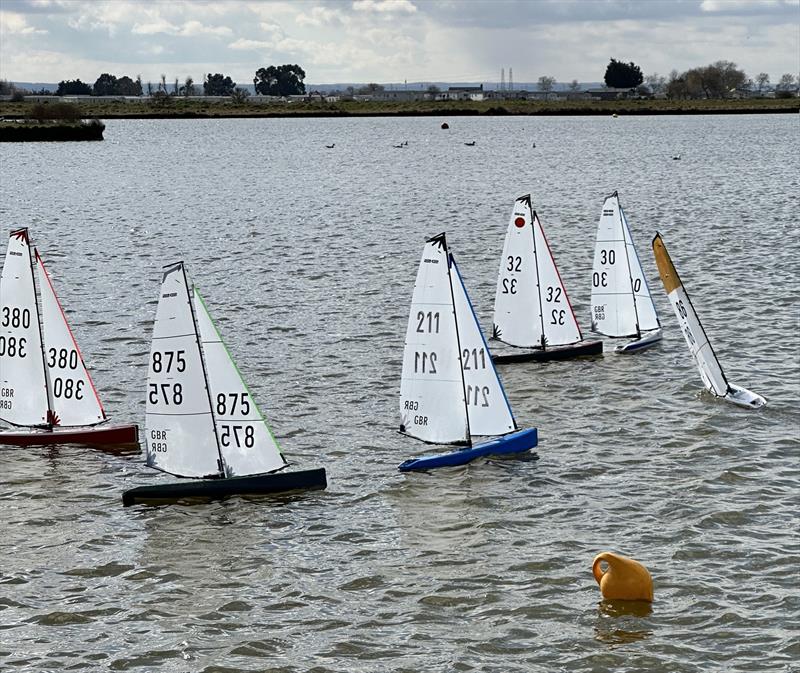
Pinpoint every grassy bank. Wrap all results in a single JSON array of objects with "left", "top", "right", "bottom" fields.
[{"left": 0, "top": 97, "right": 797, "bottom": 119}]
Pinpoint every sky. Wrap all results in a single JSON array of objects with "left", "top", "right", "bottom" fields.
[{"left": 1, "top": 0, "right": 798, "bottom": 86}]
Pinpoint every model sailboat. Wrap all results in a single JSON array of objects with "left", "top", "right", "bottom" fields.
[
  {"left": 398, "top": 233, "right": 537, "bottom": 472},
  {"left": 122, "top": 262, "right": 326, "bottom": 505},
  {"left": 590, "top": 191, "right": 662, "bottom": 352},
  {"left": 652, "top": 233, "right": 766, "bottom": 409},
  {"left": 0, "top": 228, "right": 138, "bottom": 446},
  {"left": 492, "top": 195, "right": 602, "bottom": 363}
]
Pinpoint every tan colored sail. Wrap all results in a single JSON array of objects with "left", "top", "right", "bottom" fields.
[{"left": 652, "top": 233, "right": 681, "bottom": 294}]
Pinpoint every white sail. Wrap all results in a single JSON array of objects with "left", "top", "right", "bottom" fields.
[
  {"left": 493, "top": 195, "right": 543, "bottom": 347},
  {"left": 193, "top": 288, "right": 286, "bottom": 477},
  {"left": 0, "top": 229, "right": 49, "bottom": 426},
  {"left": 35, "top": 250, "right": 106, "bottom": 427},
  {"left": 400, "top": 233, "right": 469, "bottom": 444},
  {"left": 652, "top": 234, "right": 729, "bottom": 396},
  {"left": 531, "top": 209, "right": 582, "bottom": 347},
  {"left": 620, "top": 205, "right": 660, "bottom": 332},
  {"left": 591, "top": 193, "right": 638, "bottom": 337},
  {"left": 450, "top": 257, "right": 515, "bottom": 437},
  {"left": 145, "top": 262, "right": 221, "bottom": 478}
]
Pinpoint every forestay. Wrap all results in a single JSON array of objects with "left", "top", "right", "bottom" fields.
[
  {"left": 36, "top": 250, "right": 106, "bottom": 427},
  {"left": 0, "top": 229, "right": 49, "bottom": 426},
  {"left": 193, "top": 288, "right": 286, "bottom": 477},
  {"left": 146, "top": 263, "right": 221, "bottom": 478},
  {"left": 400, "top": 233, "right": 469, "bottom": 445},
  {"left": 652, "top": 234, "right": 729, "bottom": 396},
  {"left": 450, "top": 257, "right": 515, "bottom": 437}
]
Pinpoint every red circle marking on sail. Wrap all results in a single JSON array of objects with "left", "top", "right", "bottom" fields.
[{"left": 514, "top": 217, "right": 526, "bottom": 228}]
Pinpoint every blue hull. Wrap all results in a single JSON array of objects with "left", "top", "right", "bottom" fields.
[{"left": 398, "top": 427, "right": 538, "bottom": 472}]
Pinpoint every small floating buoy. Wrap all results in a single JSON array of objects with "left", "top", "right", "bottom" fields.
[
  {"left": 673, "top": 154, "right": 681, "bottom": 160},
  {"left": 612, "top": 113, "right": 619, "bottom": 118},
  {"left": 592, "top": 551, "right": 653, "bottom": 602},
  {"left": 441, "top": 122, "right": 449, "bottom": 129},
  {"left": 532, "top": 142, "right": 536, "bottom": 148}
]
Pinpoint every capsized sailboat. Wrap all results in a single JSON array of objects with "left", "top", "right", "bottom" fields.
[
  {"left": 398, "top": 233, "right": 537, "bottom": 472},
  {"left": 492, "top": 195, "right": 602, "bottom": 363},
  {"left": 122, "top": 262, "right": 326, "bottom": 505},
  {"left": 590, "top": 191, "right": 662, "bottom": 353},
  {"left": 652, "top": 233, "right": 766, "bottom": 409},
  {"left": 0, "top": 228, "right": 138, "bottom": 446}
]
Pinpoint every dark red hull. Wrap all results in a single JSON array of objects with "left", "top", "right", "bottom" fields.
[{"left": 0, "top": 423, "right": 139, "bottom": 447}]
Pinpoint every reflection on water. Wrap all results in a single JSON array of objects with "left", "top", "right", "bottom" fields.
[{"left": 594, "top": 600, "right": 653, "bottom": 646}]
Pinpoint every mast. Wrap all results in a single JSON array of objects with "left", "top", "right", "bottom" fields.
[
  {"left": 182, "top": 265, "right": 226, "bottom": 475},
  {"left": 445, "top": 245, "right": 471, "bottom": 445},
  {"left": 529, "top": 209, "right": 547, "bottom": 350},
  {"left": 617, "top": 198, "right": 642, "bottom": 338},
  {"left": 26, "top": 234, "right": 56, "bottom": 426}
]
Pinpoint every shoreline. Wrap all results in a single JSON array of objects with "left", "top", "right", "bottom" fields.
[{"left": 1, "top": 98, "right": 797, "bottom": 120}]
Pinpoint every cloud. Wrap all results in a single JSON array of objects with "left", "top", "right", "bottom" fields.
[
  {"left": 0, "top": 10, "right": 48, "bottom": 34},
  {"left": 353, "top": 0, "right": 417, "bottom": 13},
  {"left": 132, "top": 18, "right": 233, "bottom": 37}
]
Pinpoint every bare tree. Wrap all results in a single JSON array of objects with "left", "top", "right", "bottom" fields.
[
  {"left": 755, "top": 72, "right": 770, "bottom": 94},
  {"left": 230, "top": 87, "right": 250, "bottom": 104},
  {"left": 568, "top": 79, "right": 580, "bottom": 92},
  {"left": 777, "top": 73, "right": 796, "bottom": 90},
  {"left": 537, "top": 75, "right": 556, "bottom": 100},
  {"left": 645, "top": 72, "right": 666, "bottom": 95},
  {"left": 181, "top": 76, "right": 196, "bottom": 97}
]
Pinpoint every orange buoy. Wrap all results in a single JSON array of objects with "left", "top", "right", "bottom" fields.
[{"left": 592, "top": 552, "right": 653, "bottom": 602}]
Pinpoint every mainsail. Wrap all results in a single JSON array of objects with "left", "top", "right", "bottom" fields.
[
  {"left": 0, "top": 229, "right": 49, "bottom": 426},
  {"left": 652, "top": 234, "right": 729, "bottom": 396},
  {"left": 399, "top": 233, "right": 469, "bottom": 445},
  {"left": 146, "top": 263, "right": 221, "bottom": 478}
]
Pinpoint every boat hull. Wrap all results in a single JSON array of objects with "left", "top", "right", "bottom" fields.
[
  {"left": 398, "top": 427, "right": 538, "bottom": 472},
  {"left": 121, "top": 468, "right": 328, "bottom": 506},
  {"left": 0, "top": 423, "right": 139, "bottom": 447},
  {"left": 492, "top": 339, "right": 603, "bottom": 364},
  {"left": 614, "top": 329, "right": 662, "bottom": 353},
  {"left": 724, "top": 383, "right": 766, "bottom": 409}
]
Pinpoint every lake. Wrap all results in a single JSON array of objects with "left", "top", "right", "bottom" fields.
[{"left": 0, "top": 114, "right": 798, "bottom": 672}]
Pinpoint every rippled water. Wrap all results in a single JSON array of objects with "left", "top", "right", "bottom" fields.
[{"left": 1, "top": 114, "right": 798, "bottom": 672}]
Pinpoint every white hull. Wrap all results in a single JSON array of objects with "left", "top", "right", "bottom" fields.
[
  {"left": 724, "top": 384, "right": 766, "bottom": 409},
  {"left": 613, "top": 329, "right": 662, "bottom": 354}
]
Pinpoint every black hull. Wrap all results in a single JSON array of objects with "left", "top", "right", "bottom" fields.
[
  {"left": 492, "top": 339, "right": 603, "bottom": 363},
  {"left": 122, "top": 468, "right": 327, "bottom": 506}
]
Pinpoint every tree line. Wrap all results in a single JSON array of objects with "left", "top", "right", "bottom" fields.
[
  {"left": 532, "top": 58, "right": 798, "bottom": 99},
  {"left": 2, "top": 64, "right": 308, "bottom": 98}
]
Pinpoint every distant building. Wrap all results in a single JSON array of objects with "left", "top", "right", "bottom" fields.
[
  {"left": 440, "top": 85, "right": 484, "bottom": 101},
  {"left": 585, "top": 87, "right": 637, "bottom": 100}
]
